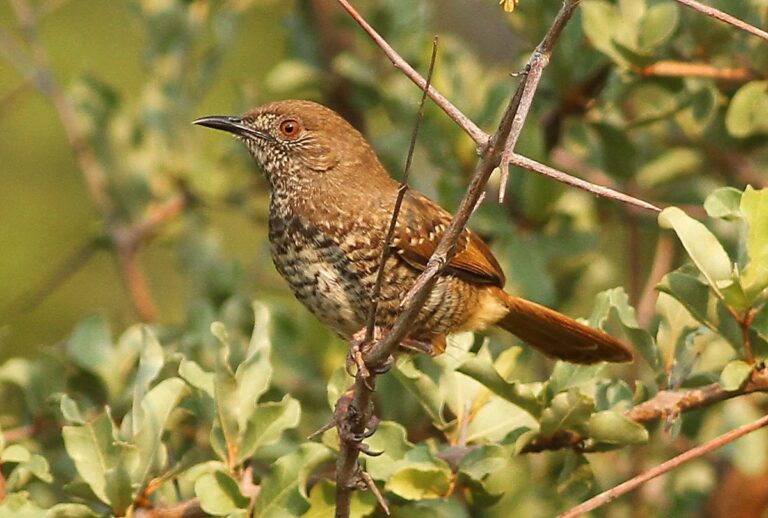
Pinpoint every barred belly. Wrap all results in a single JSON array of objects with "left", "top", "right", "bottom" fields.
[{"left": 268, "top": 216, "right": 475, "bottom": 341}]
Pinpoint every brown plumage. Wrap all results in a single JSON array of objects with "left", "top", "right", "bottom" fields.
[{"left": 194, "top": 100, "right": 633, "bottom": 364}]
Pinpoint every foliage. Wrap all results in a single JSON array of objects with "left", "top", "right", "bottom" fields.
[{"left": 1, "top": 0, "right": 768, "bottom": 516}]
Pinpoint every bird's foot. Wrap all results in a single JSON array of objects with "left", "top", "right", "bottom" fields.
[{"left": 346, "top": 327, "right": 396, "bottom": 382}]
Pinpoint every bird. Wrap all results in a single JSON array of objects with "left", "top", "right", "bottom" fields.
[{"left": 193, "top": 100, "right": 633, "bottom": 364}]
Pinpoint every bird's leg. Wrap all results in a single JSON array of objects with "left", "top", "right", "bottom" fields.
[{"left": 346, "top": 327, "right": 396, "bottom": 379}]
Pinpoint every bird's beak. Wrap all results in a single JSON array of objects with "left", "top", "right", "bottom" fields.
[{"left": 192, "top": 115, "right": 272, "bottom": 141}]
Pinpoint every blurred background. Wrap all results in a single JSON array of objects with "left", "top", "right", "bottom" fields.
[
  {"left": 1, "top": 0, "right": 768, "bottom": 515},
  {"left": 0, "top": 0, "right": 290, "bottom": 353}
]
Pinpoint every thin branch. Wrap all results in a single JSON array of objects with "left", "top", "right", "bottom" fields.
[
  {"left": 336, "top": 0, "right": 659, "bottom": 213},
  {"left": 521, "top": 366, "right": 768, "bottom": 453},
  {"left": 674, "top": 0, "right": 768, "bottom": 42},
  {"left": 335, "top": 0, "right": 487, "bottom": 146},
  {"left": 636, "top": 61, "right": 756, "bottom": 82},
  {"left": 497, "top": 0, "right": 582, "bottom": 202},
  {"left": 558, "top": 412, "right": 768, "bottom": 518},
  {"left": 507, "top": 153, "right": 661, "bottom": 213},
  {"left": 364, "top": 38, "right": 438, "bottom": 343}
]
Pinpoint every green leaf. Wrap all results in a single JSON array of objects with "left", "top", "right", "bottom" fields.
[
  {"left": 588, "top": 411, "right": 649, "bottom": 444},
  {"left": 3, "top": 444, "right": 31, "bottom": 463},
  {"left": 658, "top": 268, "right": 743, "bottom": 349},
  {"left": 726, "top": 81, "right": 768, "bottom": 137},
  {"left": 65, "top": 317, "right": 144, "bottom": 403},
  {"left": 66, "top": 314, "right": 113, "bottom": 377},
  {"left": 46, "top": 503, "right": 102, "bottom": 518},
  {"left": 301, "top": 479, "right": 375, "bottom": 518},
  {"left": 464, "top": 397, "right": 538, "bottom": 443},
  {"left": 456, "top": 352, "right": 542, "bottom": 418},
  {"left": 592, "top": 122, "right": 637, "bottom": 179},
  {"left": 129, "top": 327, "right": 165, "bottom": 437},
  {"left": 211, "top": 303, "right": 277, "bottom": 466},
  {"left": 591, "top": 288, "right": 661, "bottom": 374},
  {"left": 104, "top": 460, "right": 133, "bottom": 516},
  {"left": 539, "top": 389, "right": 595, "bottom": 437},
  {"left": 547, "top": 362, "right": 605, "bottom": 397},
  {"left": 364, "top": 421, "right": 413, "bottom": 480},
  {"left": 58, "top": 394, "right": 86, "bottom": 425},
  {"left": 237, "top": 395, "right": 301, "bottom": 463},
  {"left": 659, "top": 207, "right": 744, "bottom": 308},
  {"left": 636, "top": 148, "right": 702, "bottom": 190},
  {"left": 676, "top": 84, "right": 719, "bottom": 136},
  {"left": 0, "top": 356, "right": 66, "bottom": 415},
  {"left": 236, "top": 303, "right": 274, "bottom": 406},
  {"left": 0, "top": 492, "right": 46, "bottom": 517},
  {"left": 638, "top": 3, "right": 678, "bottom": 51},
  {"left": 213, "top": 326, "right": 244, "bottom": 466},
  {"left": 326, "top": 366, "right": 351, "bottom": 411},
  {"left": 179, "top": 359, "right": 215, "bottom": 397},
  {"left": 131, "top": 377, "right": 189, "bottom": 490},
  {"left": 62, "top": 412, "right": 123, "bottom": 505},
  {"left": 582, "top": 0, "right": 633, "bottom": 67},
  {"left": 253, "top": 443, "right": 333, "bottom": 518},
  {"left": 386, "top": 463, "right": 452, "bottom": 500},
  {"left": 458, "top": 444, "right": 507, "bottom": 485},
  {"left": 740, "top": 187, "right": 768, "bottom": 303},
  {"left": 720, "top": 360, "right": 753, "bottom": 391},
  {"left": 393, "top": 357, "right": 446, "bottom": 426},
  {"left": 195, "top": 470, "right": 250, "bottom": 516},
  {"left": 705, "top": 187, "right": 743, "bottom": 220}
]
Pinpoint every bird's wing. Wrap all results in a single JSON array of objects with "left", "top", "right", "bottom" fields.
[{"left": 390, "top": 191, "right": 505, "bottom": 287}]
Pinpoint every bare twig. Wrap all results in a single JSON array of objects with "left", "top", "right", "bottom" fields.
[
  {"left": 559, "top": 412, "right": 768, "bottom": 518},
  {"left": 364, "top": 38, "right": 438, "bottom": 343},
  {"left": 636, "top": 61, "right": 755, "bottom": 82},
  {"left": 674, "top": 0, "right": 768, "bottom": 42},
  {"left": 337, "top": 0, "right": 659, "bottom": 214},
  {"left": 497, "top": 0, "right": 583, "bottom": 202},
  {"left": 521, "top": 367, "right": 768, "bottom": 453},
  {"left": 506, "top": 153, "right": 661, "bottom": 212}
]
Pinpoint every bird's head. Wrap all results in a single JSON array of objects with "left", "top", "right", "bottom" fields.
[{"left": 194, "top": 100, "right": 385, "bottom": 193}]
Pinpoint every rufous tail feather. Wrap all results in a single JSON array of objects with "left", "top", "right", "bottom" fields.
[{"left": 492, "top": 288, "right": 633, "bottom": 364}]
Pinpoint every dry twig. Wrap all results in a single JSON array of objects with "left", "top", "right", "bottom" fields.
[
  {"left": 336, "top": 0, "right": 659, "bottom": 214},
  {"left": 674, "top": 0, "right": 768, "bottom": 41},
  {"left": 559, "top": 412, "right": 768, "bottom": 517}
]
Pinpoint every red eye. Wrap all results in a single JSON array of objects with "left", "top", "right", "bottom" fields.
[{"left": 279, "top": 119, "right": 300, "bottom": 138}]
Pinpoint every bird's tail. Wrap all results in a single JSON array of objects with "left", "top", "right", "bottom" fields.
[{"left": 492, "top": 288, "right": 633, "bottom": 364}]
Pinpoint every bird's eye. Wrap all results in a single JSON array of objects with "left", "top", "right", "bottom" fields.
[{"left": 278, "top": 119, "right": 300, "bottom": 138}]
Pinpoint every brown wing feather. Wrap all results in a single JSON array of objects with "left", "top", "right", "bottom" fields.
[{"left": 392, "top": 191, "right": 505, "bottom": 287}]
